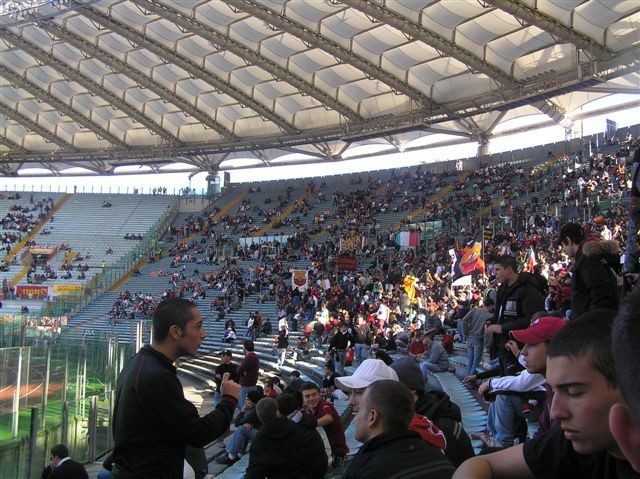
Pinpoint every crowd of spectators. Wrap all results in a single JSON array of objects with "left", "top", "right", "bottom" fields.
[
  {"left": 7, "top": 132, "right": 639, "bottom": 478},
  {"left": 138, "top": 136, "right": 640, "bottom": 479}
]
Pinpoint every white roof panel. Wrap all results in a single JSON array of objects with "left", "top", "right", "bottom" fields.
[{"left": 0, "top": 0, "right": 637, "bottom": 174}]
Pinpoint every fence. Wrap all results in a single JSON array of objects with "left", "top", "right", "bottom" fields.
[{"left": 0, "top": 338, "right": 136, "bottom": 479}]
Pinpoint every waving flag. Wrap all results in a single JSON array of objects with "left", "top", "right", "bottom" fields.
[
  {"left": 452, "top": 242, "right": 485, "bottom": 280},
  {"left": 526, "top": 247, "right": 537, "bottom": 272},
  {"left": 403, "top": 275, "right": 419, "bottom": 303}
]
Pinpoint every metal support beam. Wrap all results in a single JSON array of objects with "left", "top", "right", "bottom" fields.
[
  {"left": 484, "top": 0, "right": 612, "bottom": 59},
  {"left": 0, "top": 102, "right": 74, "bottom": 149},
  {"left": 0, "top": 64, "right": 126, "bottom": 147},
  {"left": 2, "top": 30, "right": 179, "bottom": 144},
  {"left": 582, "top": 86, "right": 640, "bottom": 95},
  {"left": 342, "top": 0, "right": 516, "bottom": 86},
  {"left": 40, "top": 21, "right": 237, "bottom": 140},
  {"left": 128, "top": 0, "right": 362, "bottom": 123},
  {"left": 0, "top": 135, "right": 26, "bottom": 152},
  {"left": 0, "top": 161, "right": 20, "bottom": 176},
  {"left": 532, "top": 99, "right": 573, "bottom": 129},
  {"left": 2, "top": 47, "right": 636, "bottom": 166},
  {"left": 79, "top": 4, "right": 298, "bottom": 133},
  {"left": 485, "top": 111, "right": 508, "bottom": 135},
  {"left": 224, "top": 0, "right": 435, "bottom": 108}
]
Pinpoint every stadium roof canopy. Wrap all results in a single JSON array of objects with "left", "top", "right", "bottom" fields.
[{"left": 0, "top": 0, "right": 639, "bottom": 177}]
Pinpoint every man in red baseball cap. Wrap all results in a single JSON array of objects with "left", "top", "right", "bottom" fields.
[
  {"left": 474, "top": 316, "right": 567, "bottom": 449},
  {"left": 511, "top": 316, "right": 568, "bottom": 376}
]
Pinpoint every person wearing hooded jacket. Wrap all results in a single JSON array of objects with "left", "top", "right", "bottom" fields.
[
  {"left": 276, "top": 392, "right": 330, "bottom": 479},
  {"left": 559, "top": 222, "right": 620, "bottom": 317},
  {"left": 486, "top": 255, "right": 545, "bottom": 377},
  {"left": 245, "top": 397, "right": 310, "bottom": 479},
  {"left": 391, "top": 356, "right": 475, "bottom": 467}
]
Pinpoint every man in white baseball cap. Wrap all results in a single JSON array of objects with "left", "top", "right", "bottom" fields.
[
  {"left": 335, "top": 359, "right": 398, "bottom": 412},
  {"left": 335, "top": 359, "right": 455, "bottom": 479}
]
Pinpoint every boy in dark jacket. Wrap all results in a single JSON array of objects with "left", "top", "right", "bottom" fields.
[
  {"left": 391, "top": 356, "right": 475, "bottom": 467},
  {"left": 277, "top": 392, "right": 330, "bottom": 479},
  {"left": 487, "top": 255, "right": 545, "bottom": 377},
  {"left": 559, "top": 222, "right": 620, "bottom": 317},
  {"left": 245, "top": 397, "right": 310, "bottom": 479}
]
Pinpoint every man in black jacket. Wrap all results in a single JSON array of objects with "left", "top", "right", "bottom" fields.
[
  {"left": 213, "top": 349, "right": 238, "bottom": 405},
  {"left": 329, "top": 322, "right": 352, "bottom": 375},
  {"left": 345, "top": 380, "right": 454, "bottom": 479},
  {"left": 112, "top": 298, "right": 240, "bottom": 479},
  {"left": 245, "top": 397, "right": 310, "bottom": 479},
  {"left": 559, "top": 223, "right": 620, "bottom": 317},
  {"left": 277, "top": 392, "right": 330, "bottom": 478},
  {"left": 41, "top": 444, "right": 88, "bottom": 479},
  {"left": 486, "top": 255, "right": 545, "bottom": 376}
]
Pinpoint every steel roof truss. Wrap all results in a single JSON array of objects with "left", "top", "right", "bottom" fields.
[
  {"left": 40, "top": 20, "right": 236, "bottom": 139},
  {"left": 129, "top": 0, "right": 360, "bottom": 123},
  {"left": 0, "top": 101, "right": 74, "bottom": 149},
  {"left": 0, "top": 64, "right": 126, "bottom": 147},
  {"left": 2, "top": 29, "right": 180, "bottom": 144}
]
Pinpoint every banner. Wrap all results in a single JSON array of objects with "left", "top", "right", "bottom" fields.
[
  {"left": 240, "top": 235, "right": 289, "bottom": 246},
  {"left": 291, "top": 270, "right": 308, "bottom": 292},
  {"left": 451, "top": 242, "right": 485, "bottom": 280},
  {"left": 16, "top": 285, "right": 49, "bottom": 299},
  {"left": 339, "top": 234, "right": 364, "bottom": 253},
  {"left": 52, "top": 284, "right": 83, "bottom": 295},
  {"left": 525, "top": 247, "right": 537, "bottom": 273},
  {"left": 337, "top": 255, "right": 357, "bottom": 272},
  {"left": 27, "top": 245, "right": 58, "bottom": 256}
]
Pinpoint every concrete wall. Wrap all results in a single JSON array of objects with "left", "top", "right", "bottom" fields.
[{"left": 178, "top": 197, "right": 211, "bottom": 213}]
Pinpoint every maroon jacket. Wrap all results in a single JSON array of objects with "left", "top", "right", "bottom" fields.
[{"left": 237, "top": 352, "right": 259, "bottom": 387}]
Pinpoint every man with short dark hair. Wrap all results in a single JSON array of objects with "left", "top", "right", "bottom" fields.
[
  {"left": 610, "top": 285, "right": 640, "bottom": 471},
  {"left": 288, "top": 370, "right": 305, "bottom": 391},
  {"left": 42, "top": 444, "right": 88, "bottom": 479},
  {"left": 453, "top": 310, "right": 637, "bottom": 479},
  {"left": 345, "top": 380, "right": 454, "bottom": 479},
  {"left": 245, "top": 397, "right": 310, "bottom": 479},
  {"left": 237, "top": 339, "right": 260, "bottom": 410},
  {"left": 112, "top": 298, "right": 240, "bottom": 479},
  {"left": 301, "top": 381, "right": 348, "bottom": 467},
  {"left": 213, "top": 349, "right": 238, "bottom": 405},
  {"left": 277, "top": 392, "right": 330, "bottom": 478},
  {"left": 352, "top": 314, "right": 373, "bottom": 367},
  {"left": 558, "top": 222, "right": 620, "bottom": 317},
  {"left": 329, "top": 322, "right": 352, "bottom": 375},
  {"left": 486, "top": 255, "right": 545, "bottom": 377}
]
